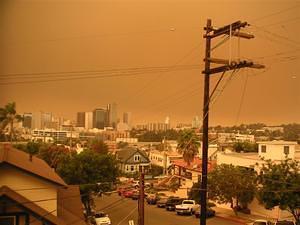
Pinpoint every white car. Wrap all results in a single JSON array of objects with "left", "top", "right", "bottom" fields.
[
  {"left": 94, "top": 212, "right": 111, "bottom": 225},
  {"left": 252, "top": 220, "right": 273, "bottom": 225}
]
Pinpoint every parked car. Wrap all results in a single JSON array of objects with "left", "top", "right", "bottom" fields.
[
  {"left": 165, "top": 197, "right": 184, "bottom": 211},
  {"left": 93, "top": 212, "right": 111, "bottom": 225},
  {"left": 117, "top": 186, "right": 131, "bottom": 196},
  {"left": 146, "top": 194, "right": 160, "bottom": 204},
  {"left": 275, "top": 221, "right": 295, "bottom": 225},
  {"left": 175, "top": 200, "right": 199, "bottom": 215},
  {"left": 131, "top": 180, "right": 151, "bottom": 189},
  {"left": 194, "top": 207, "right": 215, "bottom": 218},
  {"left": 156, "top": 197, "right": 168, "bottom": 208},
  {"left": 130, "top": 190, "right": 148, "bottom": 200},
  {"left": 252, "top": 220, "right": 273, "bottom": 225},
  {"left": 123, "top": 189, "right": 135, "bottom": 198}
]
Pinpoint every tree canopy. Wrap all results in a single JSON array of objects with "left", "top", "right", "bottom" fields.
[
  {"left": 0, "top": 102, "right": 22, "bottom": 141},
  {"left": 208, "top": 164, "right": 256, "bottom": 211},
  {"left": 257, "top": 159, "right": 300, "bottom": 223},
  {"left": 177, "top": 129, "right": 200, "bottom": 165}
]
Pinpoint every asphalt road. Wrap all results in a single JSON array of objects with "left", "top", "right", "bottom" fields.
[{"left": 94, "top": 193, "right": 241, "bottom": 225}]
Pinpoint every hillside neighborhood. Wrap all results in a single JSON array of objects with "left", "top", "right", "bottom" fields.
[{"left": 0, "top": 102, "right": 299, "bottom": 225}]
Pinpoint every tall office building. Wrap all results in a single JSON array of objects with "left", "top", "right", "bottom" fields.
[
  {"left": 76, "top": 112, "right": 85, "bottom": 127},
  {"left": 123, "top": 112, "right": 132, "bottom": 126},
  {"left": 93, "top": 108, "right": 107, "bottom": 129},
  {"left": 41, "top": 112, "right": 52, "bottom": 129},
  {"left": 107, "top": 103, "right": 117, "bottom": 128},
  {"left": 23, "top": 113, "right": 33, "bottom": 129},
  {"left": 85, "top": 112, "right": 93, "bottom": 130},
  {"left": 192, "top": 116, "right": 201, "bottom": 129}
]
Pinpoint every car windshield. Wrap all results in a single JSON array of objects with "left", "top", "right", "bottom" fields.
[
  {"left": 184, "top": 201, "right": 193, "bottom": 204},
  {"left": 95, "top": 213, "right": 106, "bottom": 218},
  {"left": 253, "top": 222, "right": 267, "bottom": 225}
]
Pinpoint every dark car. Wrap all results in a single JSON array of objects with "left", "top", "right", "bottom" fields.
[
  {"left": 165, "top": 198, "right": 184, "bottom": 211},
  {"left": 156, "top": 197, "right": 168, "bottom": 208},
  {"left": 194, "top": 207, "right": 215, "bottom": 218},
  {"left": 131, "top": 191, "right": 147, "bottom": 200}
]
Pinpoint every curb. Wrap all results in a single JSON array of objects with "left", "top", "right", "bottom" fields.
[{"left": 215, "top": 214, "right": 249, "bottom": 225}]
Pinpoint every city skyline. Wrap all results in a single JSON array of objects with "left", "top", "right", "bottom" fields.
[{"left": 1, "top": 0, "right": 299, "bottom": 126}]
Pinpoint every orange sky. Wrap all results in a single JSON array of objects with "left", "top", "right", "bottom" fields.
[{"left": 0, "top": 0, "right": 299, "bottom": 126}]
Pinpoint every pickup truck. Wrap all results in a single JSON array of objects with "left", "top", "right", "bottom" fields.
[{"left": 175, "top": 200, "right": 199, "bottom": 215}]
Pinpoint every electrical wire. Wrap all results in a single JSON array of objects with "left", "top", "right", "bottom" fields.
[
  {"left": 0, "top": 65, "right": 201, "bottom": 85},
  {"left": 250, "top": 4, "right": 300, "bottom": 23},
  {"left": 234, "top": 72, "right": 249, "bottom": 125}
]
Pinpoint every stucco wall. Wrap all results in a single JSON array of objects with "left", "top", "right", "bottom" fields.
[{"left": 0, "top": 164, "right": 58, "bottom": 216}]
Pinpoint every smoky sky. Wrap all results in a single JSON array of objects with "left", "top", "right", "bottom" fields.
[{"left": 0, "top": 0, "right": 299, "bottom": 126}]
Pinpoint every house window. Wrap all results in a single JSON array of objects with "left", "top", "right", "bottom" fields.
[
  {"left": 126, "top": 165, "right": 129, "bottom": 171},
  {"left": 134, "top": 155, "right": 140, "bottom": 162},
  {"left": 261, "top": 145, "right": 266, "bottom": 153},
  {"left": 131, "top": 165, "right": 134, "bottom": 171},
  {"left": 0, "top": 216, "right": 16, "bottom": 225},
  {"left": 284, "top": 146, "right": 289, "bottom": 155}
]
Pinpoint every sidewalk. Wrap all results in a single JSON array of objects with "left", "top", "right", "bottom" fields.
[{"left": 214, "top": 207, "right": 268, "bottom": 225}]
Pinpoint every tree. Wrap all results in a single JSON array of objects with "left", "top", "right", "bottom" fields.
[
  {"left": 177, "top": 129, "right": 200, "bottom": 165},
  {"left": 39, "top": 144, "right": 74, "bottom": 170},
  {"left": 257, "top": 160, "right": 300, "bottom": 224},
  {"left": 89, "top": 139, "right": 108, "bottom": 154},
  {"left": 233, "top": 141, "right": 258, "bottom": 153},
  {"left": 56, "top": 149, "right": 119, "bottom": 215},
  {"left": 0, "top": 102, "right": 22, "bottom": 142},
  {"left": 208, "top": 164, "right": 256, "bottom": 212}
]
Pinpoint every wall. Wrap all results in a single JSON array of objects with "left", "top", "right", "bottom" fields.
[{"left": 0, "top": 165, "right": 58, "bottom": 216}]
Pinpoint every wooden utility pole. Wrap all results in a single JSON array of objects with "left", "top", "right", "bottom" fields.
[
  {"left": 200, "top": 19, "right": 264, "bottom": 225},
  {"left": 138, "top": 167, "right": 145, "bottom": 225}
]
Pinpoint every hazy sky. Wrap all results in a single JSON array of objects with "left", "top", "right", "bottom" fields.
[{"left": 0, "top": 0, "right": 299, "bottom": 126}]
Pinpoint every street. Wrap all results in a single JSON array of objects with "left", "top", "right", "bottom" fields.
[{"left": 94, "top": 193, "right": 241, "bottom": 225}]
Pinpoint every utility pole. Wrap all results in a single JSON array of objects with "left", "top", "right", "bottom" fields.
[
  {"left": 138, "top": 166, "right": 145, "bottom": 225},
  {"left": 200, "top": 19, "right": 264, "bottom": 225}
]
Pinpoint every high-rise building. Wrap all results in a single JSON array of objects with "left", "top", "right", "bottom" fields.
[
  {"left": 23, "top": 113, "right": 33, "bottom": 129},
  {"left": 123, "top": 112, "right": 132, "bottom": 126},
  {"left": 41, "top": 112, "right": 52, "bottom": 129},
  {"left": 192, "top": 116, "right": 201, "bottom": 129},
  {"left": 93, "top": 108, "right": 107, "bottom": 129},
  {"left": 76, "top": 112, "right": 85, "bottom": 127},
  {"left": 32, "top": 112, "right": 42, "bottom": 129},
  {"left": 107, "top": 103, "right": 117, "bottom": 128},
  {"left": 85, "top": 112, "right": 93, "bottom": 130}
]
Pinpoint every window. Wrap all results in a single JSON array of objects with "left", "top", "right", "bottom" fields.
[
  {"left": 131, "top": 165, "right": 134, "bottom": 171},
  {"left": 134, "top": 155, "right": 140, "bottom": 162},
  {"left": 261, "top": 145, "right": 266, "bottom": 153},
  {"left": 284, "top": 146, "right": 289, "bottom": 155},
  {"left": 0, "top": 216, "right": 16, "bottom": 225}
]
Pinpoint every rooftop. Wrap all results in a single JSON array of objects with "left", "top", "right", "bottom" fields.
[
  {"left": 257, "top": 140, "right": 298, "bottom": 145},
  {"left": 0, "top": 143, "right": 67, "bottom": 186}
]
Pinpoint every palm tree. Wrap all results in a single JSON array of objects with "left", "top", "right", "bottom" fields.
[
  {"left": 177, "top": 129, "right": 200, "bottom": 166},
  {"left": 0, "top": 102, "right": 22, "bottom": 142}
]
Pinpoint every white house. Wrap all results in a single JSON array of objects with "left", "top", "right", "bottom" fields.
[
  {"left": 149, "top": 150, "right": 182, "bottom": 173},
  {"left": 217, "top": 140, "right": 299, "bottom": 220}
]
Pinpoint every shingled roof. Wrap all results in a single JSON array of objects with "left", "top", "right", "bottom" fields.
[
  {"left": 116, "top": 147, "right": 149, "bottom": 164},
  {"left": 0, "top": 144, "right": 67, "bottom": 186}
]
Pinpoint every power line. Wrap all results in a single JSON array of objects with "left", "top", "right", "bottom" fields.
[
  {"left": 235, "top": 72, "right": 249, "bottom": 125},
  {"left": 0, "top": 65, "right": 201, "bottom": 85},
  {"left": 250, "top": 4, "right": 300, "bottom": 23},
  {"left": 117, "top": 42, "right": 203, "bottom": 104},
  {"left": 0, "top": 64, "right": 200, "bottom": 78}
]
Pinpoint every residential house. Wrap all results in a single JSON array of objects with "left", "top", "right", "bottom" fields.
[
  {"left": 0, "top": 144, "right": 86, "bottom": 225},
  {"left": 116, "top": 147, "right": 150, "bottom": 174},
  {"left": 170, "top": 158, "right": 215, "bottom": 197},
  {"left": 149, "top": 150, "right": 182, "bottom": 174},
  {"left": 217, "top": 140, "right": 299, "bottom": 220}
]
